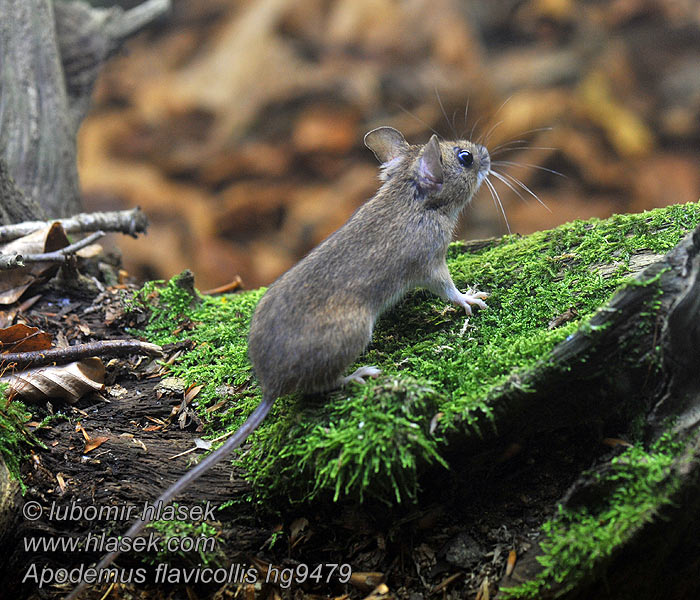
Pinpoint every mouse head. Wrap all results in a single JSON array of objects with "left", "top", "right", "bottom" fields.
[{"left": 364, "top": 126, "right": 490, "bottom": 211}]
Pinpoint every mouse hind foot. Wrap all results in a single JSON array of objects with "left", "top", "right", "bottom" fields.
[{"left": 340, "top": 365, "right": 381, "bottom": 386}]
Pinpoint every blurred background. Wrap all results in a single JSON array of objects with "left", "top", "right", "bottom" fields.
[{"left": 78, "top": 0, "right": 700, "bottom": 290}]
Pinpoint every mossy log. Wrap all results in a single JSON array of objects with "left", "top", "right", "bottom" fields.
[{"left": 495, "top": 217, "right": 700, "bottom": 599}]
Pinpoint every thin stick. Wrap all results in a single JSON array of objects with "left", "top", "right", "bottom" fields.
[
  {"left": 21, "top": 231, "right": 106, "bottom": 264},
  {"left": 1, "top": 340, "right": 163, "bottom": 369},
  {"left": 0, "top": 208, "right": 148, "bottom": 243}
]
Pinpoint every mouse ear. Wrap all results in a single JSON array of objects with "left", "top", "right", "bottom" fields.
[
  {"left": 417, "top": 134, "right": 444, "bottom": 192},
  {"left": 364, "top": 127, "right": 409, "bottom": 163}
]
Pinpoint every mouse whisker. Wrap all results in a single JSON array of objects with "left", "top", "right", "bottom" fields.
[
  {"left": 491, "top": 144, "right": 557, "bottom": 156},
  {"left": 463, "top": 98, "right": 470, "bottom": 132},
  {"left": 470, "top": 113, "right": 485, "bottom": 142},
  {"left": 489, "top": 170, "right": 529, "bottom": 204},
  {"left": 492, "top": 159, "right": 566, "bottom": 178},
  {"left": 489, "top": 126, "right": 555, "bottom": 151},
  {"left": 492, "top": 169, "right": 552, "bottom": 213},
  {"left": 480, "top": 119, "right": 504, "bottom": 147},
  {"left": 484, "top": 176, "right": 511, "bottom": 234},
  {"left": 476, "top": 95, "right": 515, "bottom": 145},
  {"left": 435, "top": 88, "right": 458, "bottom": 139},
  {"left": 397, "top": 104, "right": 441, "bottom": 138},
  {"left": 490, "top": 139, "right": 535, "bottom": 152}
]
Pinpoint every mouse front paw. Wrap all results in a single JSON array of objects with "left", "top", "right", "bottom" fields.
[{"left": 453, "top": 290, "right": 488, "bottom": 315}]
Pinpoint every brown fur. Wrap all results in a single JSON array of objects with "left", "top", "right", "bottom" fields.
[{"left": 248, "top": 128, "right": 490, "bottom": 398}]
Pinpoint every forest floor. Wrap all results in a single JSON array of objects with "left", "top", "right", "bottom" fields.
[{"left": 7, "top": 283, "right": 598, "bottom": 600}]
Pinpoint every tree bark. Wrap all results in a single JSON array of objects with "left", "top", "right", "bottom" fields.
[{"left": 0, "top": 0, "right": 169, "bottom": 223}]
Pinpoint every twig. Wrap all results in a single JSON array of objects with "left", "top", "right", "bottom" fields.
[
  {"left": 20, "top": 231, "right": 106, "bottom": 264},
  {"left": 0, "top": 254, "right": 25, "bottom": 270},
  {"left": 0, "top": 340, "right": 163, "bottom": 369},
  {"left": 107, "top": 0, "right": 171, "bottom": 41},
  {"left": 202, "top": 275, "right": 243, "bottom": 296},
  {"left": 0, "top": 208, "right": 148, "bottom": 243}
]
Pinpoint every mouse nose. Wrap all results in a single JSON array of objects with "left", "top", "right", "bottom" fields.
[{"left": 478, "top": 145, "right": 490, "bottom": 171}]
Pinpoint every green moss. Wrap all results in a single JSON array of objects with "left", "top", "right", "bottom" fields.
[
  {"left": 242, "top": 378, "right": 446, "bottom": 503},
  {"left": 0, "top": 384, "right": 36, "bottom": 489},
  {"left": 499, "top": 431, "right": 687, "bottom": 598},
  {"left": 130, "top": 202, "right": 700, "bottom": 503}
]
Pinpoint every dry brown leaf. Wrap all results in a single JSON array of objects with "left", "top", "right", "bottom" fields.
[
  {"left": 83, "top": 436, "right": 109, "bottom": 453},
  {"left": 506, "top": 549, "right": 517, "bottom": 576},
  {"left": 349, "top": 572, "right": 385, "bottom": 593},
  {"left": 76, "top": 323, "right": 92, "bottom": 336},
  {"left": 132, "top": 438, "right": 148, "bottom": 452},
  {"left": 75, "top": 421, "right": 89, "bottom": 441},
  {"left": 184, "top": 384, "right": 204, "bottom": 404},
  {"left": 75, "top": 243, "right": 103, "bottom": 258},
  {"left": 578, "top": 70, "right": 654, "bottom": 158},
  {"left": 289, "top": 516, "right": 309, "bottom": 546},
  {"left": 0, "top": 223, "right": 70, "bottom": 304},
  {"left": 205, "top": 398, "right": 227, "bottom": 413},
  {"left": 0, "top": 357, "right": 105, "bottom": 403},
  {"left": 0, "top": 323, "right": 53, "bottom": 353},
  {"left": 602, "top": 437, "right": 633, "bottom": 448},
  {"left": 432, "top": 571, "right": 464, "bottom": 593},
  {"left": 360, "top": 583, "right": 391, "bottom": 600}
]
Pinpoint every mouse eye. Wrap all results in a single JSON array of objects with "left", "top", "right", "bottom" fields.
[{"left": 457, "top": 149, "right": 474, "bottom": 168}]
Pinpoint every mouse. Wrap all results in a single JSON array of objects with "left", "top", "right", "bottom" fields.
[{"left": 65, "top": 126, "right": 490, "bottom": 599}]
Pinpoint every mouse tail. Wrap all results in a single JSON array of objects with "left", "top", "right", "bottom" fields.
[{"left": 64, "top": 393, "right": 276, "bottom": 600}]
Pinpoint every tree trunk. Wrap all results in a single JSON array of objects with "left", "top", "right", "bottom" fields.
[{"left": 0, "top": 0, "right": 169, "bottom": 223}]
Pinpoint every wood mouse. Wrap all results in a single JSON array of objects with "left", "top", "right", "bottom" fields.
[{"left": 65, "top": 126, "right": 490, "bottom": 599}]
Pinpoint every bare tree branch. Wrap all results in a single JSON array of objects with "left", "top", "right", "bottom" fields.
[
  {"left": 0, "top": 208, "right": 148, "bottom": 242},
  {"left": 0, "top": 340, "right": 163, "bottom": 370}
]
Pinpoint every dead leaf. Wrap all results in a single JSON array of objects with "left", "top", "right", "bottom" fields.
[
  {"left": 475, "top": 576, "right": 490, "bottom": 600},
  {"left": 429, "top": 411, "right": 443, "bottom": 434},
  {"left": 0, "top": 323, "right": 53, "bottom": 353},
  {"left": 184, "top": 384, "right": 204, "bottom": 404},
  {"left": 0, "top": 223, "right": 70, "bottom": 304},
  {"left": 75, "top": 421, "right": 89, "bottom": 441},
  {"left": 0, "top": 357, "right": 105, "bottom": 403},
  {"left": 602, "top": 437, "right": 633, "bottom": 448},
  {"left": 506, "top": 549, "right": 517, "bottom": 576},
  {"left": 75, "top": 243, "right": 103, "bottom": 258},
  {"left": 349, "top": 572, "right": 385, "bottom": 593},
  {"left": 76, "top": 323, "right": 92, "bottom": 336},
  {"left": 578, "top": 70, "right": 654, "bottom": 157},
  {"left": 289, "top": 517, "right": 309, "bottom": 546},
  {"left": 84, "top": 436, "right": 109, "bottom": 453},
  {"left": 132, "top": 438, "right": 148, "bottom": 452},
  {"left": 432, "top": 572, "right": 464, "bottom": 594},
  {"left": 360, "top": 583, "right": 391, "bottom": 600},
  {"left": 205, "top": 398, "right": 227, "bottom": 413}
]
